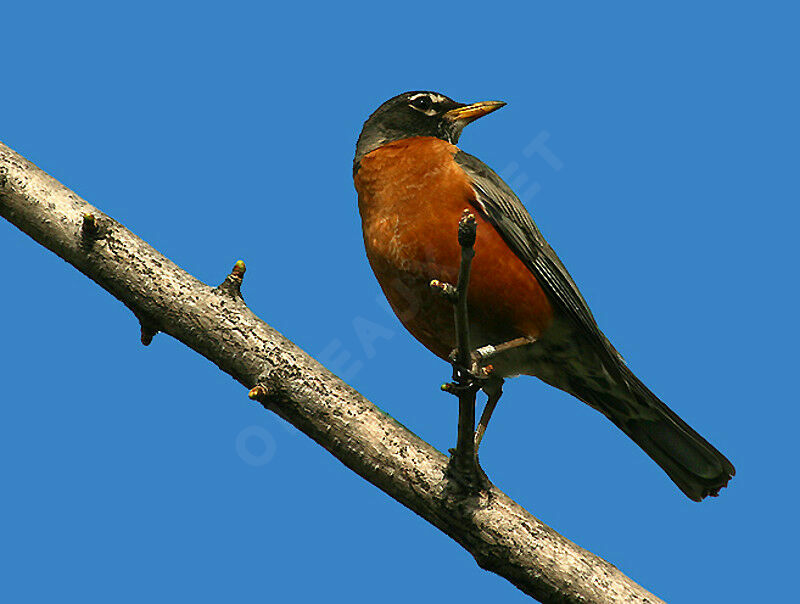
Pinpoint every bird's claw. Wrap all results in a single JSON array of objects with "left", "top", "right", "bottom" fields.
[
  {"left": 440, "top": 363, "right": 482, "bottom": 396},
  {"left": 443, "top": 350, "right": 495, "bottom": 396}
]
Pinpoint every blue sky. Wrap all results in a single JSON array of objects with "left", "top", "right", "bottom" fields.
[{"left": 1, "top": 2, "right": 797, "bottom": 602}]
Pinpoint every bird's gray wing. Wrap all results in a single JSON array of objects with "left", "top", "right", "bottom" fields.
[{"left": 454, "top": 149, "right": 623, "bottom": 366}]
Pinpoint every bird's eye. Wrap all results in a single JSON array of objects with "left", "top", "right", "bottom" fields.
[{"left": 410, "top": 96, "right": 433, "bottom": 112}]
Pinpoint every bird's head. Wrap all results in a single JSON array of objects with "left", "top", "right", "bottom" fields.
[{"left": 355, "top": 91, "right": 505, "bottom": 165}]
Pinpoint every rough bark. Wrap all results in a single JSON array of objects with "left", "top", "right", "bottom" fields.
[{"left": 0, "top": 141, "right": 664, "bottom": 604}]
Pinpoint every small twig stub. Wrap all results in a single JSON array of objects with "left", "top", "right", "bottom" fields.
[
  {"left": 80, "top": 212, "right": 105, "bottom": 243},
  {"left": 139, "top": 317, "right": 158, "bottom": 346},
  {"left": 217, "top": 260, "right": 247, "bottom": 298}
]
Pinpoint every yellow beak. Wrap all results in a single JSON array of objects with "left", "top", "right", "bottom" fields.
[{"left": 444, "top": 100, "right": 506, "bottom": 122}]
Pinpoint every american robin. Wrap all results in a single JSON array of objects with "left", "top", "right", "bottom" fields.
[{"left": 353, "top": 91, "right": 735, "bottom": 501}]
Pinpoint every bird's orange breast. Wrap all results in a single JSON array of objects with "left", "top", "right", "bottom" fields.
[{"left": 354, "top": 136, "right": 553, "bottom": 361}]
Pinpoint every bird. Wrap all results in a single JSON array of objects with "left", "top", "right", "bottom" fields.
[{"left": 352, "top": 91, "right": 735, "bottom": 501}]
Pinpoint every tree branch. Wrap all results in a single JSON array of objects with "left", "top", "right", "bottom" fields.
[
  {"left": 0, "top": 141, "right": 664, "bottom": 604},
  {"left": 432, "top": 210, "right": 487, "bottom": 489}
]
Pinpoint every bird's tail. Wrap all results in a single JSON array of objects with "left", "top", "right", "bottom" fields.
[{"left": 571, "top": 365, "right": 735, "bottom": 501}]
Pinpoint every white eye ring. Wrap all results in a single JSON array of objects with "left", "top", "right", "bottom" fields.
[{"left": 408, "top": 93, "right": 440, "bottom": 116}]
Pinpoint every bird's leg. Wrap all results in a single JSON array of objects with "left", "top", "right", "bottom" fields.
[
  {"left": 471, "top": 337, "right": 535, "bottom": 449},
  {"left": 475, "top": 376, "right": 504, "bottom": 451},
  {"left": 473, "top": 336, "right": 537, "bottom": 363}
]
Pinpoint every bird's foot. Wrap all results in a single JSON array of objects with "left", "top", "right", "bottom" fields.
[
  {"left": 446, "top": 348, "right": 497, "bottom": 384},
  {"left": 441, "top": 363, "right": 485, "bottom": 396}
]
